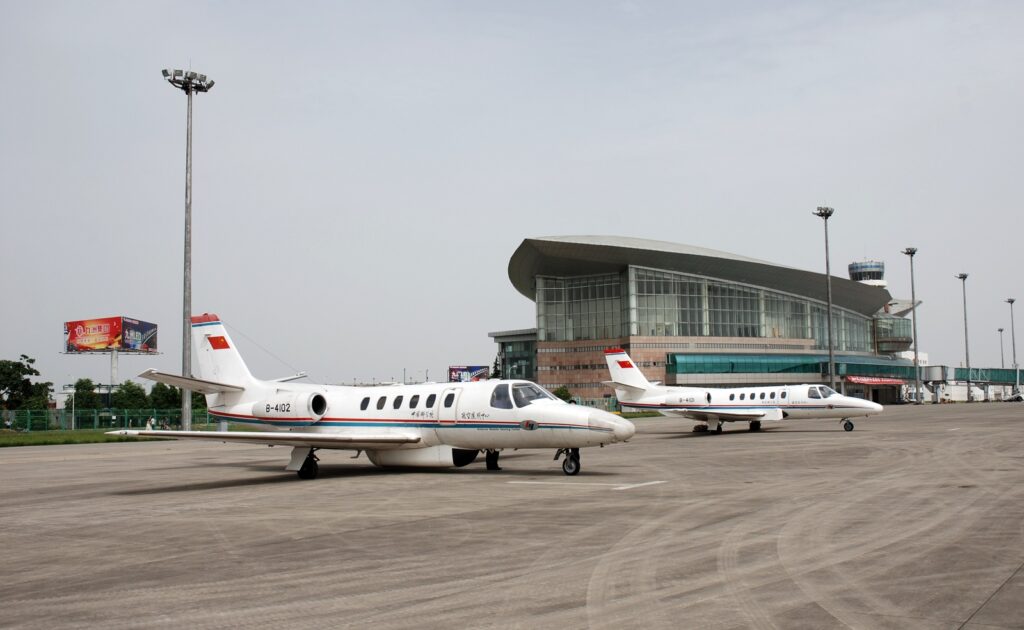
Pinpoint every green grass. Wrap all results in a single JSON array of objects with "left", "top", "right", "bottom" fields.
[
  {"left": 620, "top": 411, "right": 664, "bottom": 419},
  {"left": 0, "top": 429, "right": 171, "bottom": 447}
]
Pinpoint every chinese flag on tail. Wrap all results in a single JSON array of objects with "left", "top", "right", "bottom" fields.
[{"left": 208, "top": 335, "right": 230, "bottom": 350}]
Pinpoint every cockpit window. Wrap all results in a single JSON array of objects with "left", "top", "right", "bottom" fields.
[
  {"left": 512, "top": 383, "right": 555, "bottom": 408},
  {"left": 490, "top": 384, "right": 513, "bottom": 409},
  {"left": 808, "top": 387, "right": 821, "bottom": 399},
  {"left": 819, "top": 386, "right": 838, "bottom": 397}
]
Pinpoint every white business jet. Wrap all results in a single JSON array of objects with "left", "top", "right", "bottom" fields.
[
  {"left": 109, "top": 314, "right": 634, "bottom": 479},
  {"left": 604, "top": 348, "right": 882, "bottom": 433}
]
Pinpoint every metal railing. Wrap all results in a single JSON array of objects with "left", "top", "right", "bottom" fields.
[{"left": 1, "top": 409, "right": 212, "bottom": 432}]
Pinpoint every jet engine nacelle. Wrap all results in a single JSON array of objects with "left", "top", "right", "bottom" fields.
[
  {"left": 664, "top": 389, "right": 712, "bottom": 406},
  {"left": 366, "top": 445, "right": 479, "bottom": 468},
  {"left": 252, "top": 392, "right": 328, "bottom": 421}
]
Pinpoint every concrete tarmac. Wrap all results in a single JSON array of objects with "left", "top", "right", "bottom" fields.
[{"left": 1, "top": 404, "right": 1022, "bottom": 629}]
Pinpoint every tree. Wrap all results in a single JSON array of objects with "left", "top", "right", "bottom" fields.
[
  {"left": 551, "top": 386, "right": 573, "bottom": 402},
  {"left": 149, "top": 382, "right": 179, "bottom": 408},
  {"left": 0, "top": 354, "right": 41, "bottom": 410},
  {"left": 70, "top": 378, "right": 103, "bottom": 410},
  {"left": 491, "top": 354, "right": 502, "bottom": 379},
  {"left": 22, "top": 381, "right": 54, "bottom": 410},
  {"left": 111, "top": 381, "right": 150, "bottom": 409}
]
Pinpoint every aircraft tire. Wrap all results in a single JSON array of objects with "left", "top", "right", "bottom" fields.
[
  {"left": 843, "top": 420, "right": 854, "bottom": 432},
  {"left": 485, "top": 450, "right": 501, "bottom": 471},
  {"left": 715, "top": 424, "right": 723, "bottom": 434},
  {"left": 562, "top": 454, "right": 581, "bottom": 476},
  {"left": 749, "top": 421, "right": 761, "bottom": 432},
  {"left": 298, "top": 458, "right": 319, "bottom": 480}
]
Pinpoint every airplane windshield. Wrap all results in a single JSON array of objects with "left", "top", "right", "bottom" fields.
[
  {"left": 819, "top": 386, "right": 838, "bottom": 397},
  {"left": 512, "top": 383, "right": 555, "bottom": 408},
  {"left": 490, "top": 384, "right": 513, "bottom": 409},
  {"left": 807, "top": 387, "right": 821, "bottom": 399}
]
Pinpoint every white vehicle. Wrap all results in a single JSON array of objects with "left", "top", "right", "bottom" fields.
[
  {"left": 604, "top": 348, "right": 883, "bottom": 433},
  {"left": 110, "top": 314, "right": 634, "bottom": 479}
]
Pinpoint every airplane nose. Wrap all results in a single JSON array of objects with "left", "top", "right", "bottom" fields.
[
  {"left": 870, "top": 401, "right": 884, "bottom": 414},
  {"left": 589, "top": 410, "right": 635, "bottom": 442}
]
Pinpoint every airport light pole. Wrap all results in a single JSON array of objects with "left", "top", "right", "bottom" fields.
[
  {"left": 956, "top": 273, "right": 972, "bottom": 402},
  {"left": 902, "top": 247, "right": 922, "bottom": 404},
  {"left": 999, "top": 328, "right": 1006, "bottom": 369},
  {"left": 814, "top": 207, "right": 837, "bottom": 391},
  {"left": 1008, "top": 298, "right": 1019, "bottom": 395},
  {"left": 162, "top": 68, "right": 214, "bottom": 431}
]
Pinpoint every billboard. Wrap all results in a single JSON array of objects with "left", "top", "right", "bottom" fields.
[
  {"left": 64, "top": 316, "right": 158, "bottom": 353},
  {"left": 448, "top": 365, "right": 489, "bottom": 382}
]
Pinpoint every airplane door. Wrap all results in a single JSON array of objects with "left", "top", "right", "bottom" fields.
[{"left": 438, "top": 387, "right": 461, "bottom": 426}]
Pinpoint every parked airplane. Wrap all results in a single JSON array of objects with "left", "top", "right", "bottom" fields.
[
  {"left": 109, "top": 314, "right": 635, "bottom": 479},
  {"left": 603, "top": 348, "right": 883, "bottom": 433}
]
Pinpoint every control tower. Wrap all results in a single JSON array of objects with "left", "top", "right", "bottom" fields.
[{"left": 848, "top": 260, "right": 887, "bottom": 288}]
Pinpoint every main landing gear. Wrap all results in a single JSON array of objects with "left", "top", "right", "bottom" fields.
[
  {"left": 485, "top": 449, "right": 502, "bottom": 471},
  {"left": 749, "top": 420, "right": 761, "bottom": 432},
  {"left": 298, "top": 450, "right": 320, "bottom": 480},
  {"left": 554, "top": 448, "right": 581, "bottom": 476},
  {"left": 842, "top": 419, "right": 855, "bottom": 432}
]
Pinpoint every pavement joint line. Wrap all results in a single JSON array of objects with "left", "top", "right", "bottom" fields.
[
  {"left": 507, "top": 481, "right": 622, "bottom": 488},
  {"left": 613, "top": 480, "right": 668, "bottom": 491},
  {"left": 948, "top": 428, "right": 961, "bottom": 431}
]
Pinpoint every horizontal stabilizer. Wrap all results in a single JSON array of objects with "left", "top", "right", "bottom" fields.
[
  {"left": 137, "top": 369, "right": 245, "bottom": 394},
  {"left": 107, "top": 429, "right": 421, "bottom": 450},
  {"left": 602, "top": 380, "right": 647, "bottom": 394}
]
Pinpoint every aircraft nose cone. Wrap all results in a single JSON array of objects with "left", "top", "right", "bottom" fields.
[
  {"left": 870, "top": 401, "right": 884, "bottom": 414},
  {"left": 590, "top": 410, "right": 635, "bottom": 441}
]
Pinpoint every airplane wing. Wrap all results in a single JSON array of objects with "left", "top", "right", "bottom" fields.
[
  {"left": 683, "top": 407, "right": 785, "bottom": 422},
  {"left": 138, "top": 369, "right": 244, "bottom": 394},
  {"left": 106, "top": 429, "right": 421, "bottom": 450}
]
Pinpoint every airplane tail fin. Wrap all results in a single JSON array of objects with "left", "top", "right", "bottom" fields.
[
  {"left": 604, "top": 348, "right": 654, "bottom": 400},
  {"left": 190, "top": 313, "right": 256, "bottom": 386}
]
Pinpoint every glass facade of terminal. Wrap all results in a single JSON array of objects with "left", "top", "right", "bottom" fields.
[
  {"left": 667, "top": 353, "right": 916, "bottom": 378},
  {"left": 537, "top": 266, "right": 875, "bottom": 352}
]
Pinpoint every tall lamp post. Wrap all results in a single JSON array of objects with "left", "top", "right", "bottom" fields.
[
  {"left": 902, "top": 248, "right": 922, "bottom": 404},
  {"left": 998, "top": 328, "right": 1006, "bottom": 368},
  {"left": 956, "top": 273, "right": 971, "bottom": 402},
  {"left": 162, "top": 68, "right": 214, "bottom": 431},
  {"left": 814, "top": 207, "right": 837, "bottom": 391},
  {"left": 1007, "top": 298, "right": 1018, "bottom": 395}
]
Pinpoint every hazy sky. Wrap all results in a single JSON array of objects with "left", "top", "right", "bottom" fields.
[{"left": 3, "top": 1, "right": 1023, "bottom": 395}]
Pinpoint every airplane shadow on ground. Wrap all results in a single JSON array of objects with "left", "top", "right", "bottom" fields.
[
  {"left": 652, "top": 427, "right": 853, "bottom": 439},
  {"left": 111, "top": 452, "right": 621, "bottom": 494}
]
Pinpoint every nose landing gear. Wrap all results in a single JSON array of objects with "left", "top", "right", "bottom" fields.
[
  {"left": 554, "top": 448, "right": 581, "bottom": 475},
  {"left": 842, "top": 419, "right": 855, "bottom": 432}
]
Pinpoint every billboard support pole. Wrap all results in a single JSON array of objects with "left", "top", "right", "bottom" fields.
[{"left": 111, "top": 350, "right": 118, "bottom": 394}]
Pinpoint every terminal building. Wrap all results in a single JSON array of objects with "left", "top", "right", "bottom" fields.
[{"left": 489, "top": 236, "right": 1019, "bottom": 407}]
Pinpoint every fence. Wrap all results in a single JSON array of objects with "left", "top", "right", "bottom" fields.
[{"left": 1, "top": 408, "right": 212, "bottom": 432}]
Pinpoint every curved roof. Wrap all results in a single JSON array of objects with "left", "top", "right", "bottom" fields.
[{"left": 508, "top": 236, "right": 891, "bottom": 316}]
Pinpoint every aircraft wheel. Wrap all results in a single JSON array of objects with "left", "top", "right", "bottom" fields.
[
  {"left": 297, "top": 457, "right": 319, "bottom": 480},
  {"left": 714, "top": 424, "right": 723, "bottom": 434},
  {"left": 562, "top": 453, "right": 581, "bottom": 476},
  {"left": 843, "top": 420, "right": 854, "bottom": 432},
  {"left": 749, "top": 421, "right": 761, "bottom": 432}
]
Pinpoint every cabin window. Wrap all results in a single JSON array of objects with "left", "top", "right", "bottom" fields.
[
  {"left": 739, "top": 393, "right": 745, "bottom": 400},
  {"left": 444, "top": 393, "right": 455, "bottom": 408},
  {"left": 377, "top": 396, "right": 387, "bottom": 410},
  {"left": 426, "top": 394, "right": 436, "bottom": 408},
  {"left": 409, "top": 395, "right": 420, "bottom": 409},
  {"left": 808, "top": 387, "right": 821, "bottom": 399},
  {"left": 360, "top": 397, "right": 370, "bottom": 411},
  {"left": 513, "top": 383, "right": 554, "bottom": 407},
  {"left": 393, "top": 395, "right": 404, "bottom": 409},
  {"left": 759, "top": 392, "right": 765, "bottom": 400},
  {"left": 770, "top": 392, "right": 775, "bottom": 399},
  {"left": 729, "top": 394, "right": 735, "bottom": 401},
  {"left": 490, "top": 384, "right": 513, "bottom": 409},
  {"left": 781, "top": 391, "right": 787, "bottom": 399}
]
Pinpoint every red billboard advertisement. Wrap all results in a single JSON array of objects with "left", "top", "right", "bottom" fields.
[
  {"left": 448, "top": 366, "right": 490, "bottom": 382},
  {"left": 64, "top": 317, "right": 158, "bottom": 353}
]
